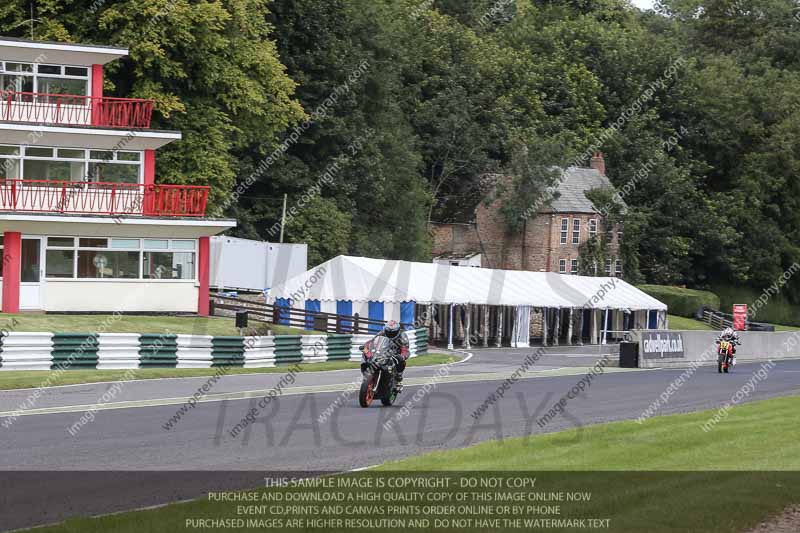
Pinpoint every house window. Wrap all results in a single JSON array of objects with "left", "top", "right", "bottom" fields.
[
  {"left": 560, "top": 218, "right": 568, "bottom": 245},
  {"left": 572, "top": 219, "right": 581, "bottom": 244},
  {"left": 0, "top": 61, "right": 89, "bottom": 98},
  {"left": 571, "top": 259, "right": 578, "bottom": 275},
  {"left": 617, "top": 225, "right": 623, "bottom": 244},
  {"left": 589, "top": 219, "right": 597, "bottom": 236},
  {"left": 615, "top": 259, "right": 622, "bottom": 276},
  {"left": 44, "top": 237, "right": 197, "bottom": 280},
  {"left": 0, "top": 145, "right": 143, "bottom": 184},
  {"left": 559, "top": 259, "right": 567, "bottom": 273},
  {"left": 605, "top": 258, "right": 612, "bottom": 275}
]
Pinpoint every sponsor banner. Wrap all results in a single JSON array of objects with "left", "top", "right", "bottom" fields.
[
  {"left": 733, "top": 304, "right": 747, "bottom": 331},
  {"left": 641, "top": 331, "right": 684, "bottom": 359}
]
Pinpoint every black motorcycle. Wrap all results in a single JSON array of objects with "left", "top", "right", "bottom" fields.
[{"left": 358, "top": 336, "right": 401, "bottom": 407}]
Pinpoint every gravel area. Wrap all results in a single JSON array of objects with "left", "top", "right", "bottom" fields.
[{"left": 745, "top": 505, "right": 800, "bottom": 533}]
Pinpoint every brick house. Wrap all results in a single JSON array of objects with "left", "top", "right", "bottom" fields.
[{"left": 431, "top": 153, "right": 623, "bottom": 276}]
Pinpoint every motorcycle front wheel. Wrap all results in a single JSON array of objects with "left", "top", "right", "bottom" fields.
[{"left": 359, "top": 374, "right": 375, "bottom": 407}]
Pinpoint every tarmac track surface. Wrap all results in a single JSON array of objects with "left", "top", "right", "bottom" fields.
[{"left": 0, "top": 347, "right": 798, "bottom": 531}]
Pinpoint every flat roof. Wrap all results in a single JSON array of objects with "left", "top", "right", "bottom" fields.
[
  {"left": 0, "top": 122, "right": 181, "bottom": 151},
  {"left": 0, "top": 36, "right": 128, "bottom": 65}
]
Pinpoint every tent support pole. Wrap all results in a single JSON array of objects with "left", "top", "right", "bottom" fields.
[
  {"left": 482, "top": 305, "right": 489, "bottom": 347},
  {"left": 567, "top": 308, "right": 573, "bottom": 346},
  {"left": 553, "top": 309, "right": 560, "bottom": 346},
  {"left": 463, "top": 304, "right": 472, "bottom": 349},
  {"left": 447, "top": 303, "right": 454, "bottom": 350},
  {"left": 496, "top": 307, "right": 503, "bottom": 348},
  {"left": 542, "top": 308, "right": 548, "bottom": 346},
  {"left": 577, "top": 309, "right": 584, "bottom": 346},
  {"left": 591, "top": 309, "right": 597, "bottom": 345},
  {"left": 602, "top": 308, "right": 609, "bottom": 345}
]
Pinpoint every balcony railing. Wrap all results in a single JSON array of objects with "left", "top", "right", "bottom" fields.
[
  {"left": 1, "top": 91, "right": 154, "bottom": 129},
  {"left": 0, "top": 180, "right": 209, "bottom": 217}
]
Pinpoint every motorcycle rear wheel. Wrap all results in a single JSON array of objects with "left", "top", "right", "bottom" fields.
[
  {"left": 359, "top": 375, "right": 375, "bottom": 407},
  {"left": 717, "top": 362, "right": 722, "bottom": 373}
]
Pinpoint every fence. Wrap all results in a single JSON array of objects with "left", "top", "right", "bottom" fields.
[{"left": 211, "top": 294, "right": 413, "bottom": 334}]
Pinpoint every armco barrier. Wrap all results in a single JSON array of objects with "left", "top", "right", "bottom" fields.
[
  {"left": 415, "top": 328, "right": 429, "bottom": 355},
  {"left": 211, "top": 337, "right": 245, "bottom": 367},
  {"left": 97, "top": 333, "right": 141, "bottom": 370},
  {"left": 633, "top": 330, "right": 800, "bottom": 368},
  {"left": 0, "top": 331, "right": 430, "bottom": 371},
  {"left": 301, "top": 335, "right": 328, "bottom": 363},
  {"left": 139, "top": 334, "right": 178, "bottom": 368},
  {"left": 52, "top": 333, "right": 98, "bottom": 369},
  {"left": 406, "top": 330, "right": 418, "bottom": 358},
  {"left": 243, "top": 336, "right": 276, "bottom": 368},
  {"left": 274, "top": 335, "right": 302, "bottom": 364},
  {"left": 0, "top": 332, "right": 54, "bottom": 370},
  {"left": 176, "top": 335, "right": 213, "bottom": 369},
  {"left": 326, "top": 334, "right": 352, "bottom": 361}
]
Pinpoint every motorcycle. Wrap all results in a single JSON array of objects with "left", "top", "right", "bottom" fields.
[
  {"left": 358, "top": 336, "right": 401, "bottom": 407},
  {"left": 717, "top": 339, "right": 736, "bottom": 373}
]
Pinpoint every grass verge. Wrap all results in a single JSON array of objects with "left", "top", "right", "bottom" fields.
[
  {"left": 0, "top": 353, "right": 457, "bottom": 391},
  {"left": 23, "top": 395, "right": 800, "bottom": 533},
  {"left": 0, "top": 313, "right": 317, "bottom": 336},
  {"left": 668, "top": 314, "right": 713, "bottom": 330}
]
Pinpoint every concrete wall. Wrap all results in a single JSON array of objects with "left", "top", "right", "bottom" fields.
[
  {"left": 633, "top": 330, "right": 800, "bottom": 368},
  {"left": 45, "top": 281, "right": 198, "bottom": 312}
]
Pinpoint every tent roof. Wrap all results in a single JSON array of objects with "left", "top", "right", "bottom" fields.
[{"left": 267, "top": 256, "right": 667, "bottom": 311}]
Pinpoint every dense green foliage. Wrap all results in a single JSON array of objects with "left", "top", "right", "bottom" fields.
[
  {"left": 638, "top": 284, "right": 721, "bottom": 317},
  {"left": 2, "top": 0, "right": 799, "bottom": 303}
]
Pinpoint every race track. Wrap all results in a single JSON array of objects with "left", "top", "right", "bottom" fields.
[{"left": 1, "top": 347, "right": 799, "bottom": 531}]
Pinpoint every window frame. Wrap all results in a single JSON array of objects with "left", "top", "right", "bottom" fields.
[
  {"left": 0, "top": 144, "right": 143, "bottom": 184},
  {"left": 559, "top": 259, "right": 567, "bottom": 273},
  {"left": 570, "top": 259, "right": 578, "bottom": 275},
  {"left": 0, "top": 61, "right": 90, "bottom": 97},
  {"left": 560, "top": 218, "right": 568, "bottom": 245},
  {"left": 572, "top": 218, "right": 581, "bottom": 244},
  {"left": 589, "top": 218, "right": 597, "bottom": 236},
  {"left": 615, "top": 259, "right": 622, "bottom": 277},
  {"left": 44, "top": 237, "right": 198, "bottom": 282}
]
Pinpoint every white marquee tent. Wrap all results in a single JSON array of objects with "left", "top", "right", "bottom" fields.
[{"left": 266, "top": 255, "right": 668, "bottom": 347}]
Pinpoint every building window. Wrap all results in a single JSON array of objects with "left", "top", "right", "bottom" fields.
[
  {"left": 572, "top": 219, "right": 581, "bottom": 244},
  {"left": 615, "top": 259, "right": 622, "bottom": 277},
  {"left": 45, "top": 237, "right": 197, "bottom": 280},
  {"left": 0, "top": 145, "right": 143, "bottom": 184},
  {"left": 560, "top": 218, "right": 568, "bottom": 245},
  {"left": 589, "top": 219, "right": 597, "bottom": 236},
  {"left": 617, "top": 225, "right": 623, "bottom": 244},
  {"left": 559, "top": 259, "right": 567, "bottom": 273},
  {"left": 571, "top": 259, "right": 578, "bottom": 275},
  {"left": 605, "top": 258, "right": 612, "bottom": 275},
  {"left": 0, "top": 61, "right": 89, "bottom": 97}
]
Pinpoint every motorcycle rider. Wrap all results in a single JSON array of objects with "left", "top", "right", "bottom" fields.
[
  {"left": 716, "top": 326, "right": 740, "bottom": 362},
  {"left": 375, "top": 320, "right": 410, "bottom": 390}
]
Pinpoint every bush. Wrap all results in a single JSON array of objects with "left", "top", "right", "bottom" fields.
[
  {"left": 713, "top": 285, "right": 800, "bottom": 327},
  {"left": 637, "top": 285, "right": 720, "bottom": 318}
]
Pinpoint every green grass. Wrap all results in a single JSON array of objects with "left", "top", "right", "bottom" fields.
[
  {"left": 714, "top": 284, "right": 800, "bottom": 327},
  {"left": 667, "top": 314, "right": 713, "bottom": 330},
  {"left": 25, "top": 395, "right": 800, "bottom": 533},
  {"left": 638, "top": 284, "right": 720, "bottom": 317},
  {"left": 0, "top": 353, "right": 457, "bottom": 390},
  {"left": 0, "top": 313, "right": 318, "bottom": 336}
]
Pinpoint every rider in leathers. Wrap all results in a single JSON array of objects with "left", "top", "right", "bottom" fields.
[{"left": 375, "top": 320, "right": 410, "bottom": 390}]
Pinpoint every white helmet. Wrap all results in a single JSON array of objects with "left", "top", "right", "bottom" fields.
[{"left": 723, "top": 327, "right": 734, "bottom": 337}]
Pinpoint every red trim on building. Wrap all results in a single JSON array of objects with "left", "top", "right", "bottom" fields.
[
  {"left": 197, "top": 236, "right": 210, "bottom": 316},
  {"left": 144, "top": 150, "right": 156, "bottom": 186},
  {"left": 2, "top": 232, "right": 21, "bottom": 313},
  {"left": 90, "top": 64, "right": 104, "bottom": 126}
]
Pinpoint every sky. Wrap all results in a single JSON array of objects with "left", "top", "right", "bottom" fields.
[{"left": 631, "top": 0, "right": 656, "bottom": 10}]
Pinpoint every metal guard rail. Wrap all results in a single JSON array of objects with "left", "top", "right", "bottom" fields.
[
  {"left": 0, "top": 179, "right": 210, "bottom": 217},
  {"left": 2, "top": 91, "right": 154, "bottom": 129}
]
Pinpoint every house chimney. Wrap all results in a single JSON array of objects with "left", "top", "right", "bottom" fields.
[{"left": 590, "top": 152, "right": 605, "bottom": 175}]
